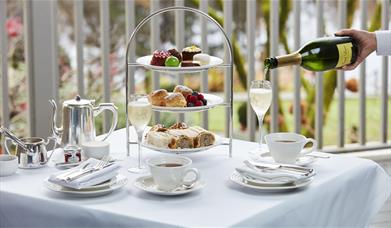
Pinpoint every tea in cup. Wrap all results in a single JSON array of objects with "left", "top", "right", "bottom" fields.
[
  {"left": 146, "top": 156, "right": 200, "bottom": 191},
  {"left": 264, "top": 133, "right": 317, "bottom": 164}
]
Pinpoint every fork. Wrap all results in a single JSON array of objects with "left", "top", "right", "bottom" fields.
[
  {"left": 244, "top": 160, "right": 313, "bottom": 175},
  {"left": 65, "top": 157, "right": 110, "bottom": 182},
  {"left": 56, "top": 162, "right": 91, "bottom": 180}
]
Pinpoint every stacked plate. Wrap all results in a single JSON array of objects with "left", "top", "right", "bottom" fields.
[
  {"left": 231, "top": 160, "right": 316, "bottom": 191},
  {"left": 45, "top": 158, "right": 127, "bottom": 197}
]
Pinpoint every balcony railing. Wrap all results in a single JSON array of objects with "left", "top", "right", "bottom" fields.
[{"left": 0, "top": 0, "right": 390, "bottom": 153}]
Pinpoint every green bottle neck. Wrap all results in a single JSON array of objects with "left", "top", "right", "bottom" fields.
[{"left": 266, "top": 52, "right": 302, "bottom": 69}]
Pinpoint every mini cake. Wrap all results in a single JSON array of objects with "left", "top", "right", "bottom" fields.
[
  {"left": 173, "top": 85, "right": 193, "bottom": 98},
  {"left": 165, "top": 93, "right": 187, "bottom": 107},
  {"left": 182, "top": 45, "right": 202, "bottom": 61},
  {"left": 150, "top": 50, "right": 171, "bottom": 66},
  {"left": 181, "top": 61, "right": 200, "bottom": 67},
  {"left": 168, "top": 48, "right": 182, "bottom": 62},
  {"left": 193, "top": 53, "right": 210, "bottom": 65}
]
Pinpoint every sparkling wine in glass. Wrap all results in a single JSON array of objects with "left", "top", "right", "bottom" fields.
[
  {"left": 249, "top": 80, "right": 272, "bottom": 154},
  {"left": 127, "top": 94, "right": 152, "bottom": 173}
]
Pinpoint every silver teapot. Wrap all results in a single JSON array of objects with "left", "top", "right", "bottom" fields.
[{"left": 49, "top": 95, "right": 118, "bottom": 147}]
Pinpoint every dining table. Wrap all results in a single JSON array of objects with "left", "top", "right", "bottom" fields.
[{"left": 1, "top": 128, "right": 390, "bottom": 227}]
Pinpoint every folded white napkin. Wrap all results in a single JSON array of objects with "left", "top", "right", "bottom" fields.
[
  {"left": 49, "top": 158, "right": 121, "bottom": 189},
  {"left": 235, "top": 166, "right": 315, "bottom": 184}
]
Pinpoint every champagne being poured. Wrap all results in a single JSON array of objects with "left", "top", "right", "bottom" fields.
[{"left": 264, "top": 36, "right": 358, "bottom": 71}]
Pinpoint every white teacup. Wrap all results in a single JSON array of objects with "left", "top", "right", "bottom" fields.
[
  {"left": 265, "top": 133, "right": 317, "bottom": 164},
  {"left": 0, "top": 155, "right": 18, "bottom": 177},
  {"left": 146, "top": 156, "right": 200, "bottom": 191},
  {"left": 81, "top": 141, "right": 110, "bottom": 159}
]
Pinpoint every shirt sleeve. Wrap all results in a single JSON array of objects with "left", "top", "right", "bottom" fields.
[{"left": 375, "top": 30, "right": 391, "bottom": 56}]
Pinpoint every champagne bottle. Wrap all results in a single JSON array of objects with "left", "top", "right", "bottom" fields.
[{"left": 264, "top": 36, "right": 358, "bottom": 71}]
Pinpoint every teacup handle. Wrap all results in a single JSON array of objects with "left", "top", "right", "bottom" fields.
[
  {"left": 4, "top": 138, "right": 14, "bottom": 155},
  {"left": 182, "top": 168, "right": 200, "bottom": 186},
  {"left": 301, "top": 138, "right": 317, "bottom": 155}
]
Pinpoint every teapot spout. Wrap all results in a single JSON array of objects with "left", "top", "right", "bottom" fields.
[{"left": 49, "top": 99, "right": 63, "bottom": 138}]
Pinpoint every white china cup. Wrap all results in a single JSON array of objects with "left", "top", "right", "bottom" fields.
[
  {"left": 81, "top": 141, "right": 110, "bottom": 159},
  {"left": 264, "top": 133, "right": 317, "bottom": 164},
  {"left": 146, "top": 156, "right": 200, "bottom": 191},
  {"left": 0, "top": 155, "right": 18, "bottom": 177}
]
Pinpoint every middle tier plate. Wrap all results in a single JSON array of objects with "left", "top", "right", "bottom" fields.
[{"left": 152, "top": 93, "right": 224, "bottom": 113}]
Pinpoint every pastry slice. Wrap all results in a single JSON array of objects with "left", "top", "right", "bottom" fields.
[{"left": 188, "top": 126, "right": 216, "bottom": 148}]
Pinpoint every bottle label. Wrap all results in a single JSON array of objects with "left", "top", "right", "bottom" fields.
[{"left": 336, "top": 43, "right": 353, "bottom": 68}]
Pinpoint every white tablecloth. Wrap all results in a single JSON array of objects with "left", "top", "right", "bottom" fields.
[{"left": 1, "top": 129, "right": 390, "bottom": 227}]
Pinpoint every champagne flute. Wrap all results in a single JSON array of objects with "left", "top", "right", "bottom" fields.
[
  {"left": 249, "top": 80, "right": 272, "bottom": 154},
  {"left": 127, "top": 94, "right": 152, "bottom": 173}
]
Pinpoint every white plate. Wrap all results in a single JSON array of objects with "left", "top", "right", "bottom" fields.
[
  {"left": 141, "top": 135, "right": 223, "bottom": 154},
  {"left": 152, "top": 93, "right": 224, "bottom": 113},
  {"left": 253, "top": 152, "right": 317, "bottom": 166},
  {"left": 230, "top": 171, "right": 313, "bottom": 191},
  {"left": 136, "top": 55, "right": 224, "bottom": 73},
  {"left": 134, "top": 175, "right": 205, "bottom": 196},
  {"left": 44, "top": 175, "right": 128, "bottom": 197}
]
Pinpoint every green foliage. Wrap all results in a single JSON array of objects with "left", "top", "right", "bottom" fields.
[{"left": 368, "top": 2, "right": 382, "bottom": 32}]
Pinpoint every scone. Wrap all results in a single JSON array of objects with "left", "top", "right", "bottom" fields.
[
  {"left": 165, "top": 93, "right": 187, "bottom": 107},
  {"left": 150, "top": 89, "right": 168, "bottom": 106},
  {"left": 173, "top": 85, "right": 193, "bottom": 98}
]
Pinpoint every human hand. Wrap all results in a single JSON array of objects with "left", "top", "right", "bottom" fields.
[{"left": 335, "top": 29, "right": 377, "bottom": 70}]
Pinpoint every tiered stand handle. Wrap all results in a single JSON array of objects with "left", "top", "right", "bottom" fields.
[{"left": 125, "top": 6, "right": 234, "bottom": 158}]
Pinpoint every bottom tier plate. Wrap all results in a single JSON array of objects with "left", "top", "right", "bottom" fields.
[{"left": 141, "top": 135, "right": 225, "bottom": 154}]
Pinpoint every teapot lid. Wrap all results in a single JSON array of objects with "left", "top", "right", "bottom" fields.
[{"left": 63, "top": 95, "right": 92, "bottom": 106}]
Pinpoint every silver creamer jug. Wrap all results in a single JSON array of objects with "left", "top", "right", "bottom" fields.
[{"left": 49, "top": 95, "right": 118, "bottom": 147}]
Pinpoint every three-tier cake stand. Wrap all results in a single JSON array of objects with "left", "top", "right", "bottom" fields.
[{"left": 125, "top": 6, "right": 234, "bottom": 157}]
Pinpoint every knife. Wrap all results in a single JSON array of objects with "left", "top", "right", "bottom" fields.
[{"left": 246, "top": 160, "right": 314, "bottom": 174}]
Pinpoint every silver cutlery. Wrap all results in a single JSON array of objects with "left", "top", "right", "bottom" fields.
[
  {"left": 307, "top": 153, "right": 330, "bottom": 159},
  {"left": 57, "top": 162, "right": 91, "bottom": 180},
  {"left": 65, "top": 157, "right": 110, "bottom": 182},
  {"left": 174, "top": 182, "right": 196, "bottom": 192},
  {"left": 245, "top": 160, "right": 313, "bottom": 174}
]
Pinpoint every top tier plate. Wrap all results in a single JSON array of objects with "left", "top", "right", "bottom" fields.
[{"left": 136, "top": 55, "right": 224, "bottom": 73}]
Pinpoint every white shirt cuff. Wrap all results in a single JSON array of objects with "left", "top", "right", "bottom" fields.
[{"left": 375, "top": 30, "right": 391, "bottom": 56}]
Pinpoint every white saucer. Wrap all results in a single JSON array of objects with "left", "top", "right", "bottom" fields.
[
  {"left": 134, "top": 175, "right": 205, "bottom": 196},
  {"left": 252, "top": 152, "right": 317, "bottom": 166},
  {"left": 44, "top": 174, "right": 128, "bottom": 197},
  {"left": 230, "top": 171, "right": 313, "bottom": 191}
]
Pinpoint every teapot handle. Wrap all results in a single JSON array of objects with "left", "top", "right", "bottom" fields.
[{"left": 93, "top": 103, "right": 118, "bottom": 141}]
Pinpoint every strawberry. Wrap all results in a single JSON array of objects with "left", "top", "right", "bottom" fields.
[{"left": 197, "top": 94, "right": 204, "bottom": 100}]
